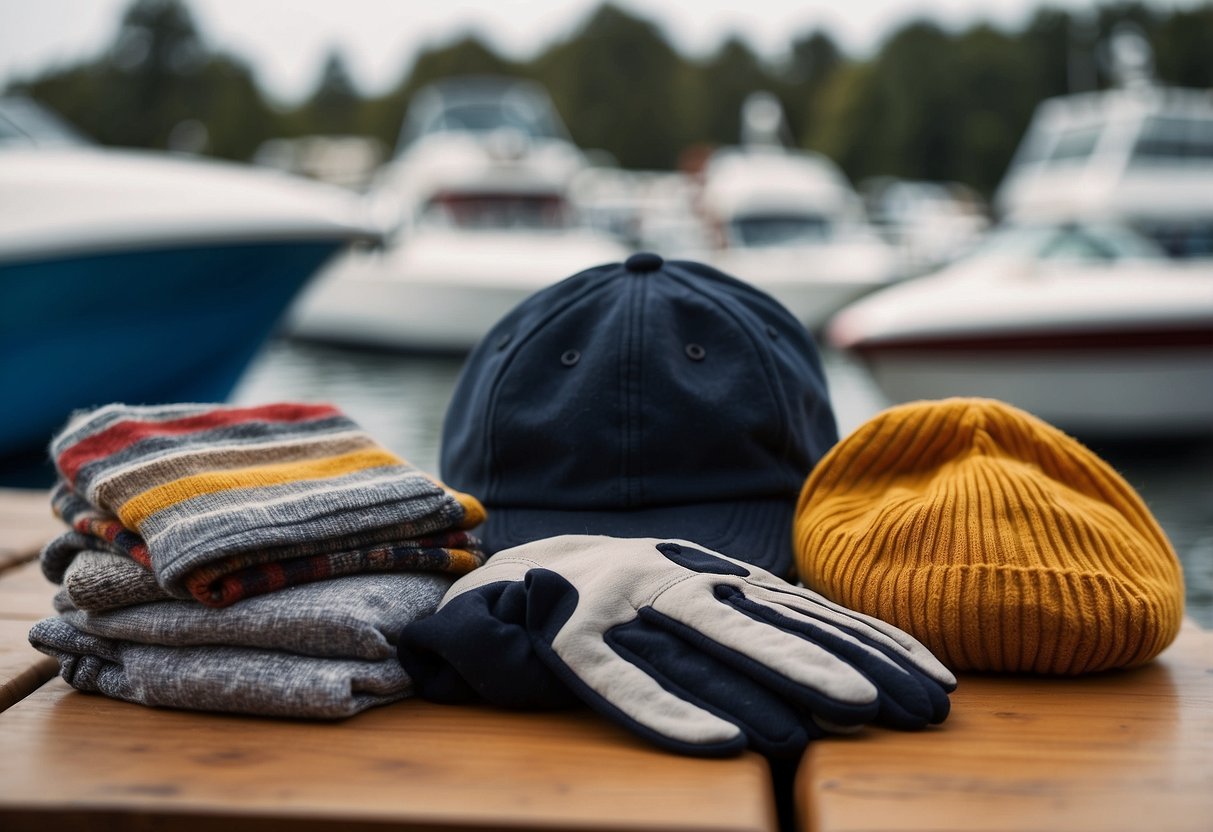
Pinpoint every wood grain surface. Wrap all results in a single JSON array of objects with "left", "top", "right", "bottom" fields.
[
  {"left": 797, "top": 621, "right": 1213, "bottom": 832},
  {"left": 0, "top": 679, "right": 777, "bottom": 832}
]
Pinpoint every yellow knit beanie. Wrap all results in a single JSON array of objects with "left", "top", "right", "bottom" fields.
[{"left": 794, "top": 398, "right": 1184, "bottom": 675}]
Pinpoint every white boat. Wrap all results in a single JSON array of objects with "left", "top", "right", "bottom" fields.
[
  {"left": 687, "top": 93, "right": 901, "bottom": 330},
  {"left": 287, "top": 77, "right": 629, "bottom": 353},
  {"left": 827, "top": 221, "right": 1213, "bottom": 437},
  {"left": 290, "top": 227, "right": 625, "bottom": 353},
  {"left": 994, "top": 42, "right": 1213, "bottom": 259},
  {"left": 862, "top": 177, "right": 989, "bottom": 275},
  {"left": 0, "top": 97, "right": 377, "bottom": 465}
]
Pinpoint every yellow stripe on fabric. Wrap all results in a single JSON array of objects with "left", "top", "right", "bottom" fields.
[
  {"left": 452, "top": 490, "right": 487, "bottom": 528},
  {"left": 429, "top": 473, "right": 487, "bottom": 529},
  {"left": 118, "top": 448, "right": 403, "bottom": 529}
]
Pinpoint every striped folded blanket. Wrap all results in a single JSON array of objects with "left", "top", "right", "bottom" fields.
[{"left": 46, "top": 402, "right": 486, "bottom": 606}]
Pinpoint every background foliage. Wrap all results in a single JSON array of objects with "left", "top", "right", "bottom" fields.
[{"left": 8, "top": 0, "right": 1212, "bottom": 195}]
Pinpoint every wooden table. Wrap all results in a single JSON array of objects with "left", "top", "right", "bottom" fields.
[
  {"left": 0, "top": 680, "right": 777, "bottom": 832},
  {"left": 796, "top": 621, "right": 1213, "bottom": 832}
]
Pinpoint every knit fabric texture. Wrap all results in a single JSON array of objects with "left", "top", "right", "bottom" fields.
[
  {"left": 51, "top": 570, "right": 451, "bottom": 659},
  {"left": 29, "top": 616, "right": 412, "bottom": 719},
  {"left": 56, "top": 549, "right": 166, "bottom": 611},
  {"left": 47, "top": 402, "right": 486, "bottom": 606},
  {"left": 793, "top": 398, "right": 1184, "bottom": 675}
]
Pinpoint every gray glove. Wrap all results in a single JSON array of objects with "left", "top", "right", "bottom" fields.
[{"left": 399, "top": 535, "right": 956, "bottom": 757}]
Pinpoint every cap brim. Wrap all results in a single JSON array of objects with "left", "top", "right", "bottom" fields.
[{"left": 481, "top": 498, "right": 798, "bottom": 580}]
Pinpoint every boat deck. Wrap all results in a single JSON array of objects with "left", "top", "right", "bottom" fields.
[{"left": 0, "top": 487, "right": 1209, "bottom": 832}]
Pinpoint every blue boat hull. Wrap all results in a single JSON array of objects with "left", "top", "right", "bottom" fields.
[{"left": 0, "top": 240, "right": 343, "bottom": 466}]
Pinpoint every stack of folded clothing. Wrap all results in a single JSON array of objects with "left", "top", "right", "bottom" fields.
[{"left": 29, "top": 401, "right": 487, "bottom": 718}]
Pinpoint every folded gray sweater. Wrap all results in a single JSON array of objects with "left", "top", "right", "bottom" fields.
[
  {"left": 32, "top": 564, "right": 453, "bottom": 717},
  {"left": 52, "top": 563, "right": 451, "bottom": 660},
  {"left": 30, "top": 616, "right": 411, "bottom": 718}
]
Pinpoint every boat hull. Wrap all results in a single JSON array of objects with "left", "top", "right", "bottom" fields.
[
  {"left": 695, "top": 234, "right": 900, "bottom": 331},
  {"left": 0, "top": 241, "right": 343, "bottom": 461},
  {"left": 287, "top": 229, "right": 628, "bottom": 353},
  {"left": 829, "top": 238, "right": 1213, "bottom": 437},
  {"left": 289, "top": 269, "right": 546, "bottom": 353},
  {"left": 853, "top": 337, "right": 1213, "bottom": 436}
]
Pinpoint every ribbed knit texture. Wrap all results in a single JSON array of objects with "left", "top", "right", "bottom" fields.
[
  {"left": 793, "top": 398, "right": 1184, "bottom": 675},
  {"left": 47, "top": 402, "right": 486, "bottom": 606}
]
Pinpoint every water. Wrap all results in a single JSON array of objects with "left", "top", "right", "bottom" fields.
[
  {"left": 232, "top": 337, "right": 1213, "bottom": 627},
  {"left": 233, "top": 339, "right": 465, "bottom": 477}
]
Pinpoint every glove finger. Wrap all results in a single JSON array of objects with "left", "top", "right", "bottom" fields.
[
  {"left": 742, "top": 582, "right": 957, "bottom": 690},
  {"left": 524, "top": 567, "right": 746, "bottom": 756},
  {"left": 642, "top": 595, "right": 879, "bottom": 727},
  {"left": 541, "top": 629, "right": 748, "bottom": 756},
  {"left": 719, "top": 586, "right": 951, "bottom": 728},
  {"left": 606, "top": 618, "right": 824, "bottom": 759}
]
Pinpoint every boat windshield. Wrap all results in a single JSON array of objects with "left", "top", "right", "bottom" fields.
[
  {"left": 417, "top": 101, "right": 565, "bottom": 139},
  {"left": 397, "top": 80, "right": 570, "bottom": 153},
  {"left": 973, "top": 223, "right": 1166, "bottom": 263},
  {"left": 1044, "top": 125, "right": 1104, "bottom": 164},
  {"left": 728, "top": 213, "right": 831, "bottom": 247},
  {"left": 0, "top": 96, "right": 89, "bottom": 147},
  {"left": 1130, "top": 115, "right": 1213, "bottom": 163}
]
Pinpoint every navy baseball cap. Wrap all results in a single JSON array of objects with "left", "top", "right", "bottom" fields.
[{"left": 439, "top": 253, "right": 838, "bottom": 578}]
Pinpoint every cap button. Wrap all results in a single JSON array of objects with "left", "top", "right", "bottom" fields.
[{"left": 625, "top": 252, "right": 664, "bottom": 273}]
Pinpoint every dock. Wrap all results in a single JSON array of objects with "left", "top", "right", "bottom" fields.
[{"left": 0, "top": 486, "right": 1209, "bottom": 831}]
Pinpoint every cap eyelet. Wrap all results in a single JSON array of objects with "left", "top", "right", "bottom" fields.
[
  {"left": 766, "top": 325, "right": 779, "bottom": 340},
  {"left": 560, "top": 349, "right": 581, "bottom": 367},
  {"left": 496, "top": 333, "right": 512, "bottom": 350},
  {"left": 685, "top": 343, "right": 706, "bottom": 361}
]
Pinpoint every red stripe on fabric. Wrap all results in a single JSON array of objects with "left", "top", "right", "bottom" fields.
[
  {"left": 58, "top": 403, "right": 341, "bottom": 483},
  {"left": 202, "top": 578, "right": 240, "bottom": 608},
  {"left": 74, "top": 516, "right": 153, "bottom": 568},
  {"left": 74, "top": 516, "right": 120, "bottom": 542},
  {"left": 128, "top": 543, "right": 152, "bottom": 569},
  {"left": 200, "top": 560, "right": 290, "bottom": 607}
]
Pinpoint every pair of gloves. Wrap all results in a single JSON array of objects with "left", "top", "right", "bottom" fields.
[{"left": 398, "top": 535, "right": 956, "bottom": 758}]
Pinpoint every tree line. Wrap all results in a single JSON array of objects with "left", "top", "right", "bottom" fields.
[{"left": 8, "top": 0, "right": 1213, "bottom": 196}]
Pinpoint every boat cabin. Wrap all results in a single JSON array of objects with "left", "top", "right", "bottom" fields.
[{"left": 994, "top": 85, "right": 1213, "bottom": 259}]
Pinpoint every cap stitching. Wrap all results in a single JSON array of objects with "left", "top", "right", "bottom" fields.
[
  {"left": 661, "top": 261, "right": 796, "bottom": 487},
  {"left": 617, "top": 274, "right": 630, "bottom": 507},
  {"left": 620, "top": 271, "right": 645, "bottom": 508},
  {"left": 481, "top": 266, "right": 617, "bottom": 502},
  {"left": 632, "top": 274, "right": 649, "bottom": 506}
]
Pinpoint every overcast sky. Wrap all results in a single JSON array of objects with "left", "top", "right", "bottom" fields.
[{"left": 0, "top": 0, "right": 1203, "bottom": 103}]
